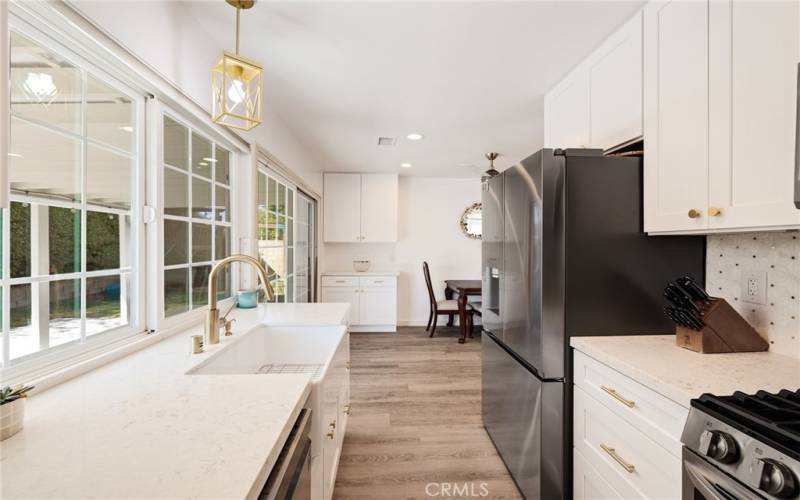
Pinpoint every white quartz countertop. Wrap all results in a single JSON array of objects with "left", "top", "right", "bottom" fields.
[
  {"left": 1, "top": 303, "right": 350, "bottom": 499},
  {"left": 322, "top": 271, "right": 399, "bottom": 277},
  {"left": 571, "top": 335, "right": 800, "bottom": 408}
]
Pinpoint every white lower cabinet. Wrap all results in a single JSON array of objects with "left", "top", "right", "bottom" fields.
[
  {"left": 319, "top": 287, "right": 360, "bottom": 327},
  {"left": 310, "top": 333, "right": 350, "bottom": 500},
  {"left": 573, "top": 351, "right": 685, "bottom": 500},
  {"left": 574, "top": 448, "right": 625, "bottom": 500},
  {"left": 321, "top": 274, "right": 397, "bottom": 332}
]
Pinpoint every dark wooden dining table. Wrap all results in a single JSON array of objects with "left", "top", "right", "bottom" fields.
[{"left": 444, "top": 279, "right": 482, "bottom": 343}]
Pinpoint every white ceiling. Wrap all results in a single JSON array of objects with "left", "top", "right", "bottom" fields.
[{"left": 184, "top": 1, "right": 644, "bottom": 177}]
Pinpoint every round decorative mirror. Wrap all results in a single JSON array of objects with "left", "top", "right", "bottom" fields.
[{"left": 459, "top": 202, "right": 482, "bottom": 240}]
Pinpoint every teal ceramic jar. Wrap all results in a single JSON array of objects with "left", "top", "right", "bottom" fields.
[{"left": 236, "top": 289, "right": 258, "bottom": 309}]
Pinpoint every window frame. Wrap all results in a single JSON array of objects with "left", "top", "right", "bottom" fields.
[
  {"left": 0, "top": 15, "right": 147, "bottom": 377},
  {"left": 151, "top": 106, "right": 240, "bottom": 332}
]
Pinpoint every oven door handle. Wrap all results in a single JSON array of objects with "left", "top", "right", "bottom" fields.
[
  {"left": 685, "top": 459, "right": 735, "bottom": 500},
  {"left": 684, "top": 455, "right": 760, "bottom": 500}
]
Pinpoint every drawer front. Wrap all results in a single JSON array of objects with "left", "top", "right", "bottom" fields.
[
  {"left": 321, "top": 276, "right": 359, "bottom": 288},
  {"left": 574, "top": 448, "right": 625, "bottom": 500},
  {"left": 574, "top": 385, "right": 682, "bottom": 500},
  {"left": 573, "top": 350, "right": 688, "bottom": 457},
  {"left": 358, "top": 276, "right": 396, "bottom": 288}
]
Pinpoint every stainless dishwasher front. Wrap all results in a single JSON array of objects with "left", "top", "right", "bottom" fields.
[{"left": 259, "top": 409, "right": 313, "bottom": 500}]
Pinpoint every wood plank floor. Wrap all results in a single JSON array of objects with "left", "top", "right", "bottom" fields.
[{"left": 333, "top": 326, "right": 523, "bottom": 500}]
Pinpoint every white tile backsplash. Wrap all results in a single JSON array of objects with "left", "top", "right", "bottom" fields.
[{"left": 706, "top": 232, "right": 800, "bottom": 359}]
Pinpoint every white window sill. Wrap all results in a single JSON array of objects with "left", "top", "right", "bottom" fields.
[{"left": 1, "top": 317, "right": 202, "bottom": 393}]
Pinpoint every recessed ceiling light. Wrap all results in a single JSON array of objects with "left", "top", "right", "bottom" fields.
[
  {"left": 400, "top": 162, "right": 412, "bottom": 168},
  {"left": 407, "top": 133, "right": 424, "bottom": 141},
  {"left": 119, "top": 126, "right": 133, "bottom": 133},
  {"left": 198, "top": 162, "right": 209, "bottom": 166},
  {"left": 202, "top": 157, "right": 217, "bottom": 163},
  {"left": 7, "top": 153, "right": 22, "bottom": 158}
]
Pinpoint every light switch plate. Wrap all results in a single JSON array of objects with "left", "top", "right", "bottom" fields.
[{"left": 741, "top": 270, "right": 767, "bottom": 305}]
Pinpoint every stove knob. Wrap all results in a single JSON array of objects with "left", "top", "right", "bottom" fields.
[
  {"left": 698, "top": 430, "right": 739, "bottom": 464},
  {"left": 754, "top": 459, "right": 798, "bottom": 498}
]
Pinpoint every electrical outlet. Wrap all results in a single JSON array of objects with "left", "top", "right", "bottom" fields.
[{"left": 741, "top": 270, "right": 768, "bottom": 305}]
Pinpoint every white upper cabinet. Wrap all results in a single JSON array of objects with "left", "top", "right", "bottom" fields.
[
  {"left": 544, "top": 11, "right": 643, "bottom": 150},
  {"left": 323, "top": 173, "right": 362, "bottom": 242},
  {"left": 323, "top": 173, "right": 398, "bottom": 242},
  {"left": 545, "top": 69, "right": 590, "bottom": 149},
  {"left": 644, "top": 0, "right": 800, "bottom": 233},
  {"left": 589, "top": 11, "right": 643, "bottom": 150},
  {"left": 360, "top": 174, "right": 398, "bottom": 242},
  {"left": 643, "top": 0, "right": 710, "bottom": 233},
  {"left": 707, "top": 0, "right": 800, "bottom": 231}
]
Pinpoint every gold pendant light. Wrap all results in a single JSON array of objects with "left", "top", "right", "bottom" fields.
[
  {"left": 485, "top": 152, "right": 500, "bottom": 177},
  {"left": 211, "top": 0, "right": 263, "bottom": 131}
]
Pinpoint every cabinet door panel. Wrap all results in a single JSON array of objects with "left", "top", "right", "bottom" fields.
[
  {"left": 709, "top": 0, "right": 800, "bottom": 230},
  {"left": 321, "top": 287, "right": 360, "bottom": 325},
  {"left": 323, "top": 174, "right": 361, "bottom": 242},
  {"left": 546, "top": 69, "right": 590, "bottom": 149},
  {"left": 643, "top": 0, "right": 709, "bottom": 232},
  {"left": 358, "top": 288, "right": 397, "bottom": 326},
  {"left": 322, "top": 387, "right": 338, "bottom": 499},
  {"left": 360, "top": 174, "right": 398, "bottom": 242},
  {"left": 574, "top": 448, "right": 625, "bottom": 500},
  {"left": 589, "top": 11, "right": 643, "bottom": 149}
]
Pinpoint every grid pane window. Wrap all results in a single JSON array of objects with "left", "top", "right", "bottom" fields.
[
  {"left": 3, "top": 30, "right": 140, "bottom": 366},
  {"left": 162, "top": 115, "right": 233, "bottom": 317}
]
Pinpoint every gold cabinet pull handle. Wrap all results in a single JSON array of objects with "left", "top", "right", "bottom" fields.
[
  {"left": 708, "top": 207, "right": 722, "bottom": 217},
  {"left": 329, "top": 420, "right": 336, "bottom": 429},
  {"left": 600, "top": 443, "right": 636, "bottom": 473},
  {"left": 601, "top": 385, "right": 635, "bottom": 408},
  {"left": 344, "top": 404, "right": 352, "bottom": 415},
  {"left": 345, "top": 361, "right": 352, "bottom": 370},
  {"left": 688, "top": 209, "right": 702, "bottom": 219},
  {"left": 326, "top": 432, "right": 335, "bottom": 440}
]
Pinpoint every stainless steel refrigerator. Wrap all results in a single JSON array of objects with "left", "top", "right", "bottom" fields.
[{"left": 480, "top": 148, "right": 705, "bottom": 499}]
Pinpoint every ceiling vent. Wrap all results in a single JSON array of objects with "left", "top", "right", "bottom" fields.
[{"left": 377, "top": 137, "right": 397, "bottom": 146}]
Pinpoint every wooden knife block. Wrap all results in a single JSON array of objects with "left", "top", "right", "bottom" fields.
[{"left": 675, "top": 297, "right": 769, "bottom": 354}]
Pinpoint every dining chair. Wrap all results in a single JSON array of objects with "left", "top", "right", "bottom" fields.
[{"left": 422, "top": 261, "right": 473, "bottom": 337}]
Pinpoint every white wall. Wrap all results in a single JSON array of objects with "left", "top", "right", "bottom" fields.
[
  {"left": 68, "top": 0, "right": 322, "bottom": 194},
  {"left": 322, "top": 177, "right": 482, "bottom": 325}
]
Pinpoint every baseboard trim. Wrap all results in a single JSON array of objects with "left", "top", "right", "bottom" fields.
[{"left": 350, "top": 325, "right": 397, "bottom": 333}]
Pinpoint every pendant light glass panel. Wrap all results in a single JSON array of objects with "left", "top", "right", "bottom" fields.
[{"left": 211, "top": 51, "right": 262, "bottom": 131}]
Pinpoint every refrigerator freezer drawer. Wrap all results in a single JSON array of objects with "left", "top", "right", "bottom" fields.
[{"left": 481, "top": 332, "right": 565, "bottom": 499}]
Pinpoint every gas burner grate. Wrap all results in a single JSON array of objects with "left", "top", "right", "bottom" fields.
[
  {"left": 693, "top": 388, "right": 800, "bottom": 460},
  {"left": 256, "top": 363, "right": 324, "bottom": 380}
]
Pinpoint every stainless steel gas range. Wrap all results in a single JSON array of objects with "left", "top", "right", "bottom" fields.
[{"left": 681, "top": 389, "right": 800, "bottom": 500}]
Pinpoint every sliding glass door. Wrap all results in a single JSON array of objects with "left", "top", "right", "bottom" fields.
[
  {"left": 294, "top": 192, "right": 316, "bottom": 303},
  {"left": 256, "top": 166, "right": 316, "bottom": 303}
]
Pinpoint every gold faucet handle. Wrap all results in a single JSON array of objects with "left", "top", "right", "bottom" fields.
[{"left": 223, "top": 318, "right": 236, "bottom": 336}]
